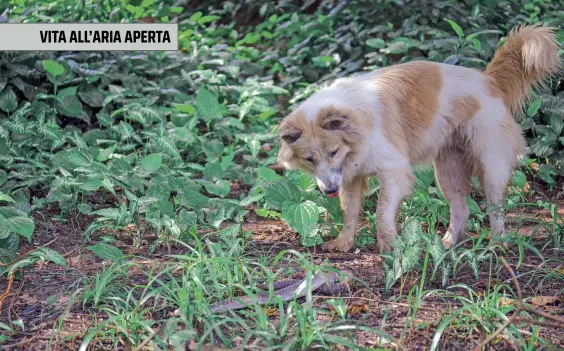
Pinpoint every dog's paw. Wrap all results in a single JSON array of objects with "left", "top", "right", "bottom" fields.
[
  {"left": 441, "top": 231, "right": 455, "bottom": 250},
  {"left": 376, "top": 240, "right": 391, "bottom": 254},
  {"left": 322, "top": 236, "right": 354, "bottom": 253},
  {"left": 441, "top": 228, "right": 462, "bottom": 250}
]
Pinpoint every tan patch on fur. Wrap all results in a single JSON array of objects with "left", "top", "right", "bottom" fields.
[
  {"left": 375, "top": 61, "right": 443, "bottom": 160},
  {"left": 451, "top": 95, "right": 480, "bottom": 124}
]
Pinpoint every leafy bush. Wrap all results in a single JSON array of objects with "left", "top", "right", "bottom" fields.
[{"left": 0, "top": 0, "right": 562, "bottom": 257}]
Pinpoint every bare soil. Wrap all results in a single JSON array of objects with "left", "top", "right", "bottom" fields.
[{"left": 1, "top": 179, "right": 563, "bottom": 350}]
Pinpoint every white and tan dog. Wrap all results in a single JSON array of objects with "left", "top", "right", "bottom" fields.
[{"left": 277, "top": 25, "right": 561, "bottom": 253}]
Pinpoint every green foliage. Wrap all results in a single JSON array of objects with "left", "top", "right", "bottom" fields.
[
  {"left": 0, "top": 0, "right": 561, "bottom": 349},
  {"left": 0, "top": 0, "right": 560, "bottom": 259},
  {"left": 87, "top": 242, "right": 125, "bottom": 261}
]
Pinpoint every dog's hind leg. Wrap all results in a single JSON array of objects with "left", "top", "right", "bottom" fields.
[
  {"left": 434, "top": 148, "right": 471, "bottom": 249},
  {"left": 376, "top": 168, "right": 415, "bottom": 253},
  {"left": 475, "top": 118, "right": 525, "bottom": 247}
]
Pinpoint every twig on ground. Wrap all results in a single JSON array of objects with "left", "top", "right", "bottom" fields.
[
  {"left": 0, "top": 333, "right": 39, "bottom": 350},
  {"left": 521, "top": 304, "right": 564, "bottom": 325},
  {"left": 513, "top": 316, "right": 564, "bottom": 329},
  {"left": 0, "top": 272, "right": 15, "bottom": 314},
  {"left": 0, "top": 238, "right": 58, "bottom": 267},
  {"left": 133, "top": 325, "right": 161, "bottom": 351},
  {"left": 0, "top": 238, "right": 59, "bottom": 315}
]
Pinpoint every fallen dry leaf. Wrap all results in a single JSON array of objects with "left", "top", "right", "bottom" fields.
[
  {"left": 265, "top": 307, "right": 278, "bottom": 317},
  {"left": 499, "top": 296, "right": 514, "bottom": 307},
  {"left": 346, "top": 301, "right": 369, "bottom": 317},
  {"left": 530, "top": 295, "right": 560, "bottom": 307}
]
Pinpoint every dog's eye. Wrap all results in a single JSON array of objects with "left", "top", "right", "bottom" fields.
[
  {"left": 329, "top": 149, "right": 339, "bottom": 158},
  {"left": 305, "top": 156, "right": 315, "bottom": 164}
]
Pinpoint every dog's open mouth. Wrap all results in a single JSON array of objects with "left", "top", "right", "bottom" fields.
[{"left": 326, "top": 191, "right": 339, "bottom": 198}]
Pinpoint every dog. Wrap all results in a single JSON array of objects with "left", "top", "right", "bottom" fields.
[{"left": 276, "top": 24, "right": 561, "bottom": 253}]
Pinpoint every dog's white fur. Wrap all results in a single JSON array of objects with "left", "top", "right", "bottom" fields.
[{"left": 277, "top": 25, "right": 561, "bottom": 253}]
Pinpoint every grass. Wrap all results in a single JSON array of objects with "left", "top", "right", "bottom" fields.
[{"left": 0, "top": 0, "right": 563, "bottom": 349}]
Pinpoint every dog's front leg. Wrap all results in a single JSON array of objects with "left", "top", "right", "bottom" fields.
[
  {"left": 322, "top": 176, "right": 366, "bottom": 252},
  {"left": 376, "top": 168, "right": 414, "bottom": 253}
]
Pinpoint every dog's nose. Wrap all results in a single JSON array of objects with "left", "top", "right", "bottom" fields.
[{"left": 324, "top": 187, "right": 339, "bottom": 195}]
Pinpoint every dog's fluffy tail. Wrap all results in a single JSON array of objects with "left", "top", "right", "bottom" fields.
[{"left": 485, "top": 24, "right": 561, "bottom": 115}]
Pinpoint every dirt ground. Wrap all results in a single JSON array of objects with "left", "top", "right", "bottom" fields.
[{"left": 1, "top": 180, "right": 563, "bottom": 350}]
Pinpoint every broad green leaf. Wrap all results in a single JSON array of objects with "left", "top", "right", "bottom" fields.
[
  {"left": 257, "top": 167, "right": 282, "bottom": 181},
  {"left": 466, "top": 196, "right": 483, "bottom": 215},
  {"left": 401, "top": 244, "right": 421, "bottom": 271},
  {"left": 0, "top": 207, "right": 34, "bottom": 241},
  {"left": 140, "top": 0, "right": 156, "bottom": 7},
  {"left": 0, "top": 234, "right": 19, "bottom": 255},
  {"left": 97, "top": 144, "right": 116, "bottom": 162},
  {"left": 30, "top": 248, "right": 67, "bottom": 267},
  {"left": 512, "top": 170, "right": 527, "bottom": 190},
  {"left": 203, "top": 162, "right": 224, "bottom": 181},
  {"left": 189, "top": 11, "right": 202, "bottom": 22},
  {"left": 172, "top": 103, "right": 195, "bottom": 114},
  {"left": 87, "top": 243, "right": 124, "bottom": 261},
  {"left": 299, "top": 173, "right": 317, "bottom": 191},
  {"left": 428, "top": 235, "right": 445, "bottom": 266},
  {"left": 265, "top": 180, "right": 302, "bottom": 209},
  {"left": 258, "top": 109, "right": 278, "bottom": 120},
  {"left": 402, "top": 219, "right": 423, "bottom": 247},
  {"left": 0, "top": 171, "right": 6, "bottom": 187},
  {"left": 0, "top": 87, "right": 18, "bottom": 113},
  {"left": 282, "top": 200, "right": 319, "bottom": 235},
  {"left": 240, "top": 193, "right": 264, "bottom": 206},
  {"left": 203, "top": 179, "right": 230, "bottom": 198},
  {"left": 444, "top": 18, "right": 464, "bottom": 38},
  {"left": 300, "top": 227, "right": 322, "bottom": 247},
  {"left": 366, "top": 38, "right": 386, "bottom": 48},
  {"left": 197, "top": 15, "right": 220, "bottom": 25},
  {"left": 141, "top": 153, "right": 163, "bottom": 172},
  {"left": 53, "top": 150, "right": 91, "bottom": 168},
  {"left": 156, "top": 137, "right": 181, "bottom": 158},
  {"left": 179, "top": 189, "right": 209, "bottom": 209},
  {"left": 471, "top": 38, "right": 481, "bottom": 52},
  {"left": 0, "top": 193, "right": 15, "bottom": 203},
  {"left": 169, "top": 127, "right": 195, "bottom": 143},
  {"left": 199, "top": 137, "right": 224, "bottom": 159},
  {"left": 465, "top": 29, "right": 504, "bottom": 41},
  {"left": 527, "top": 98, "right": 541, "bottom": 117},
  {"left": 56, "top": 95, "right": 83, "bottom": 117},
  {"left": 77, "top": 203, "right": 92, "bottom": 214},
  {"left": 57, "top": 86, "right": 77, "bottom": 98},
  {"left": 196, "top": 88, "right": 222, "bottom": 122},
  {"left": 92, "top": 208, "right": 121, "bottom": 219},
  {"left": 80, "top": 178, "right": 103, "bottom": 192},
  {"left": 78, "top": 85, "right": 104, "bottom": 107},
  {"left": 42, "top": 60, "right": 65, "bottom": 76},
  {"left": 154, "top": 199, "right": 175, "bottom": 217},
  {"left": 177, "top": 209, "right": 197, "bottom": 232}
]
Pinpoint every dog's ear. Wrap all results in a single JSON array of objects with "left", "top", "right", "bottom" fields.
[
  {"left": 322, "top": 114, "right": 348, "bottom": 131},
  {"left": 279, "top": 121, "right": 302, "bottom": 144}
]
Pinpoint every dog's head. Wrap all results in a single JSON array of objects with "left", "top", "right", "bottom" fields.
[{"left": 277, "top": 94, "right": 366, "bottom": 197}]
